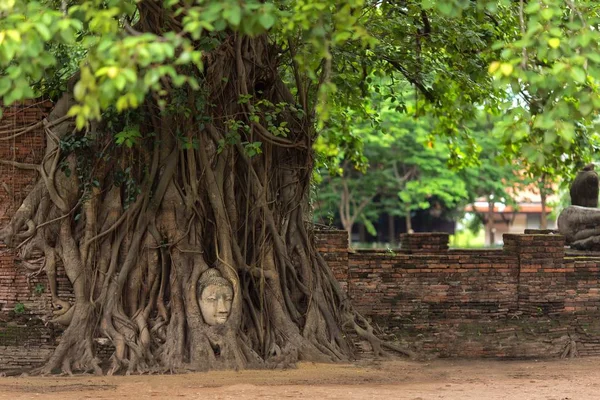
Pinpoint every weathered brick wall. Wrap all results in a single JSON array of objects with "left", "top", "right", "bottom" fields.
[
  {"left": 0, "top": 100, "right": 54, "bottom": 320},
  {"left": 504, "top": 234, "right": 567, "bottom": 316},
  {"left": 399, "top": 232, "right": 450, "bottom": 253},
  {"left": 564, "top": 256, "right": 600, "bottom": 314},
  {"left": 0, "top": 100, "right": 62, "bottom": 374},
  {"left": 315, "top": 229, "right": 349, "bottom": 293},
  {"left": 348, "top": 249, "right": 519, "bottom": 328},
  {"left": 320, "top": 230, "right": 600, "bottom": 359}
]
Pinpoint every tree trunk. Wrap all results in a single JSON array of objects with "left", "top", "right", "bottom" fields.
[
  {"left": 358, "top": 223, "right": 366, "bottom": 243},
  {"left": 343, "top": 222, "right": 354, "bottom": 247},
  {"left": 388, "top": 214, "right": 395, "bottom": 245},
  {"left": 540, "top": 190, "right": 548, "bottom": 230},
  {"left": 405, "top": 210, "right": 413, "bottom": 234},
  {"left": 487, "top": 199, "right": 495, "bottom": 246},
  {"left": 539, "top": 176, "right": 548, "bottom": 230},
  {"left": 0, "top": 10, "right": 412, "bottom": 375}
]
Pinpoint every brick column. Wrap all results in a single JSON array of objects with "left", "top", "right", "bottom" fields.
[
  {"left": 314, "top": 229, "right": 349, "bottom": 294},
  {"left": 400, "top": 233, "right": 449, "bottom": 253},
  {"left": 503, "top": 233, "right": 566, "bottom": 316}
]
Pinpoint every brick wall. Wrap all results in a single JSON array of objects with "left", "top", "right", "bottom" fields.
[
  {"left": 504, "top": 234, "right": 566, "bottom": 316},
  {"left": 0, "top": 101, "right": 61, "bottom": 374},
  {"left": 348, "top": 249, "right": 519, "bottom": 327},
  {"left": 0, "top": 100, "right": 54, "bottom": 319},
  {"left": 315, "top": 229, "right": 349, "bottom": 293},
  {"left": 321, "top": 231, "right": 600, "bottom": 359},
  {"left": 399, "top": 232, "right": 449, "bottom": 253}
]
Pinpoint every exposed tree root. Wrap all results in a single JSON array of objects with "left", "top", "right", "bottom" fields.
[
  {"left": 35, "top": 302, "right": 101, "bottom": 376},
  {"left": 561, "top": 336, "right": 579, "bottom": 359}
]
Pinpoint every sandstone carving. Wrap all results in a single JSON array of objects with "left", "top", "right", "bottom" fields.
[
  {"left": 558, "top": 206, "right": 600, "bottom": 250},
  {"left": 570, "top": 163, "right": 599, "bottom": 208},
  {"left": 197, "top": 269, "right": 233, "bottom": 326},
  {"left": 558, "top": 164, "right": 600, "bottom": 250}
]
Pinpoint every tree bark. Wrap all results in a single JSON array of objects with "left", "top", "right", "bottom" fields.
[
  {"left": 540, "top": 190, "right": 548, "bottom": 230},
  {"left": 487, "top": 198, "right": 495, "bottom": 246},
  {"left": 388, "top": 214, "right": 395, "bottom": 245}
]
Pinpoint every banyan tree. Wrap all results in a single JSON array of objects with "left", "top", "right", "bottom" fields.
[{"left": 3, "top": 0, "right": 585, "bottom": 375}]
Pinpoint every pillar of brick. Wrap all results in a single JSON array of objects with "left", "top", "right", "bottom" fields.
[
  {"left": 314, "top": 229, "right": 349, "bottom": 294},
  {"left": 399, "top": 233, "right": 449, "bottom": 253},
  {"left": 503, "top": 233, "right": 566, "bottom": 316}
]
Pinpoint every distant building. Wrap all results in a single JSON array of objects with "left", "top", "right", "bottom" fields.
[{"left": 465, "top": 186, "right": 557, "bottom": 246}]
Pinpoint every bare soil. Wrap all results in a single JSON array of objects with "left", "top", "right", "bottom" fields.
[{"left": 0, "top": 357, "right": 597, "bottom": 399}]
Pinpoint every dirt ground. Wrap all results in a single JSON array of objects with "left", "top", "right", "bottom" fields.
[{"left": 0, "top": 357, "right": 598, "bottom": 400}]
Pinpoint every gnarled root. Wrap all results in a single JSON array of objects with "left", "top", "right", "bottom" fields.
[
  {"left": 35, "top": 301, "right": 101, "bottom": 375},
  {"left": 561, "top": 336, "right": 579, "bottom": 359}
]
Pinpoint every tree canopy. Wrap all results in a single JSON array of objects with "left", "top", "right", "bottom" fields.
[{"left": 3, "top": 1, "right": 600, "bottom": 165}]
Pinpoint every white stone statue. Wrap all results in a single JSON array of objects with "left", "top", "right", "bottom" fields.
[{"left": 197, "top": 268, "right": 233, "bottom": 325}]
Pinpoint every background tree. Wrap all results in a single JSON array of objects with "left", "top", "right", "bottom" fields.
[
  {"left": 314, "top": 91, "right": 472, "bottom": 243},
  {"left": 451, "top": 114, "right": 523, "bottom": 245},
  {"left": 315, "top": 105, "right": 524, "bottom": 245},
  {"left": 488, "top": 0, "right": 600, "bottom": 176},
  {"left": 381, "top": 108, "right": 469, "bottom": 234},
  {"left": 313, "top": 148, "right": 391, "bottom": 242}
]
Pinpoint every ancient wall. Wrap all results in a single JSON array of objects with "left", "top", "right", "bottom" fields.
[
  {"left": 347, "top": 248, "right": 519, "bottom": 327},
  {"left": 0, "top": 99, "right": 56, "bottom": 321},
  {"left": 314, "top": 229, "right": 349, "bottom": 293},
  {"left": 317, "top": 231, "right": 600, "bottom": 359},
  {"left": 3, "top": 217, "right": 600, "bottom": 370},
  {"left": 0, "top": 100, "right": 62, "bottom": 374}
]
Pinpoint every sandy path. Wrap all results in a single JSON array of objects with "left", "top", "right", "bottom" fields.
[{"left": 0, "top": 357, "right": 596, "bottom": 399}]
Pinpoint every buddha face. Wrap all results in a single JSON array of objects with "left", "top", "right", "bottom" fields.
[{"left": 199, "top": 284, "right": 233, "bottom": 325}]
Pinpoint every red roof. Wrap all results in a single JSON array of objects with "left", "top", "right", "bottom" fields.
[{"left": 465, "top": 203, "right": 552, "bottom": 214}]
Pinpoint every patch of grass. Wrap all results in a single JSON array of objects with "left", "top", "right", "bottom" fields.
[{"left": 450, "top": 229, "right": 485, "bottom": 248}]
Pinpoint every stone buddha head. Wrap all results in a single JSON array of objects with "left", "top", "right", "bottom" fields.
[{"left": 197, "top": 268, "right": 233, "bottom": 326}]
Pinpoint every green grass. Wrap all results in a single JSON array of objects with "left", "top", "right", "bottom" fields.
[{"left": 449, "top": 229, "right": 486, "bottom": 248}]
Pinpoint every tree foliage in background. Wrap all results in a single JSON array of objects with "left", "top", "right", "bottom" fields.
[
  {"left": 314, "top": 96, "right": 471, "bottom": 238},
  {"left": 314, "top": 104, "right": 523, "bottom": 242},
  {"left": 0, "top": 0, "right": 599, "bottom": 375}
]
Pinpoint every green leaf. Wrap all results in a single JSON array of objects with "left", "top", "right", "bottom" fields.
[
  {"left": 541, "top": 8, "right": 554, "bottom": 20},
  {"left": 35, "top": 23, "right": 52, "bottom": 40},
  {"left": 258, "top": 12, "right": 276, "bottom": 30},
  {"left": 114, "top": 75, "right": 127, "bottom": 91},
  {"left": 225, "top": 5, "right": 242, "bottom": 27},
  {"left": 571, "top": 67, "right": 587, "bottom": 84},
  {"left": 421, "top": 0, "right": 435, "bottom": 10},
  {"left": 73, "top": 82, "right": 85, "bottom": 101},
  {"left": 0, "top": 79, "right": 10, "bottom": 97},
  {"left": 525, "top": 2, "right": 540, "bottom": 13}
]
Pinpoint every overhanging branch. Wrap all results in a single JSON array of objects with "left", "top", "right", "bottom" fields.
[{"left": 382, "top": 57, "right": 436, "bottom": 103}]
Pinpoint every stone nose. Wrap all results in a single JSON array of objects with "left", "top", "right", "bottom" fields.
[{"left": 217, "top": 297, "right": 228, "bottom": 313}]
